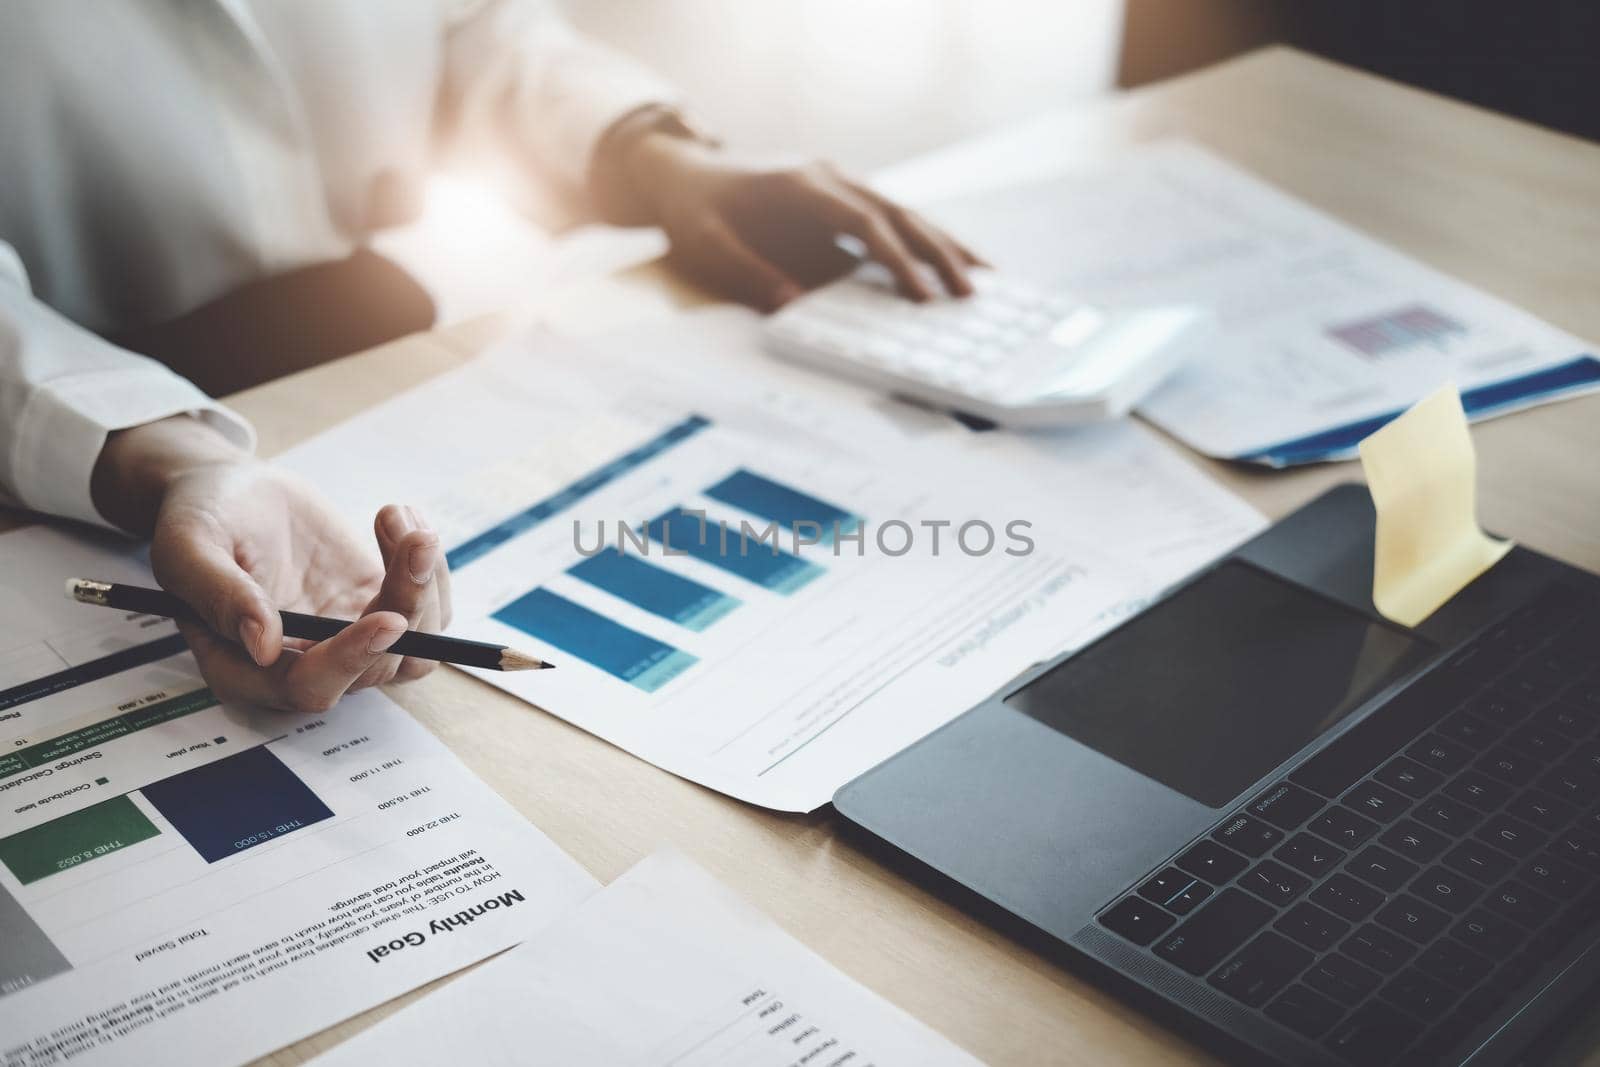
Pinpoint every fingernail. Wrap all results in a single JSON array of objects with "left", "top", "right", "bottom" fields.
[
  {"left": 406, "top": 505, "right": 431, "bottom": 533},
  {"left": 368, "top": 627, "right": 404, "bottom": 655},
  {"left": 382, "top": 507, "right": 413, "bottom": 542},
  {"left": 240, "top": 618, "right": 265, "bottom": 666},
  {"left": 408, "top": 539, "right": 439, "bottom": 584}
]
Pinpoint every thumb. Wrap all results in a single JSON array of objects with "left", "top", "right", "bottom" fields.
[{"left": 150, "top": 516, "right": 282, "bottom": 667}]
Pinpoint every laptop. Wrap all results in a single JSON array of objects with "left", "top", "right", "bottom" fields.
[{"left": 835, "top": 485, "right": 1600, "bottom": 1066}]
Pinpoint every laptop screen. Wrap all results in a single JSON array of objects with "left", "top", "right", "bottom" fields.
[{"left": 1003, "top": 560, "right": 1435, "bottom": 807}]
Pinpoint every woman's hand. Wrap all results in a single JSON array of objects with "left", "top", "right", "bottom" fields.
[
  {"left": 92, "top": 416, "right": 450, "bottom": 712},
  {"left": 612, "top": 131, "right": 983, "bottom": 312}
]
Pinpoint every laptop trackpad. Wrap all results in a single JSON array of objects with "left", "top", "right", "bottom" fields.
[{"left": 1005, "top": 561, "right": 1433, "bottom": 807}]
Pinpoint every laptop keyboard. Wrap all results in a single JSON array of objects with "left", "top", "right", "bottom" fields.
[{"left": 1096, "top": 585, "right": 1600, "bottom": 1064}]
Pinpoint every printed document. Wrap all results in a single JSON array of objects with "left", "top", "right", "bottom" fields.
[
  {"left": 917, "top": 141, "right": 1599, "bottom": 464},
  {"left": 281, "top": 313, "right": 1262, "bottom": 811},
  {"left": 0, "top": 526, "right": 596, "bottom": 1067},
  {"left": 310, "top": 849, "right": 980, "bottom": 1066}
]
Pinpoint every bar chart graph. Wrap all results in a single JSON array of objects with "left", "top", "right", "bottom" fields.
[
  {"left": 644, "top": 507, "right": 824, "bottom": 595},
  {"left": 568, "top": 549, "right": 739, "bottom": 632},
  {"left": 141, "top": 746, "right": 334, "bottom": 864},
  {"left": 494, "top": 588, "right": 698, "bottom": 693},
  {"left": 704, "top": 468, "right": 861, "bottom": 542}
]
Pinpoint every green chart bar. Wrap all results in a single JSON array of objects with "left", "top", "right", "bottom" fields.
[
  {"left": 0, "top": 689, "right": 218, "bottom": 782},
  {"left": 0, "top": 796, "right": 161, "bottom": 885}
]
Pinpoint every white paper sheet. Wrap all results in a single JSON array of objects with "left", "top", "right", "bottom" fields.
[
  {"left": 309, "top": 849, "right": 980, "bottom": 1067},
  {"left": 280, "top": 331, "right": 1144, "bottom": 812},
  {"left": 911, "top": 140, "right": 1599, "bottom": 463},
  {"left": 0, "top": 525, "right": 597, "bottom": 1067}
]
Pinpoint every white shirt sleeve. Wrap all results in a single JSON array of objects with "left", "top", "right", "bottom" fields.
[
  {"left": 441, "top": 0, "right": 681, "bottom": 196},
  {"left": 0, "top": 241, "right": 255, "bottom": 528}
]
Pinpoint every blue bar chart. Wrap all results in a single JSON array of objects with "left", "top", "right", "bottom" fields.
[
  {"left": 494, "top": 588, "right": 697, "bottom": 693},
  {"left": 568, "top": 549, "right": 739, "bottom": 632},
  {"left": 644, "top": 507, "right": 823, "bottom": 595},
  {"left": 705, "top": 469, "right": 860, "bottom": 542}
]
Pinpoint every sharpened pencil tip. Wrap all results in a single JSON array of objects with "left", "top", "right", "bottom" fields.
[{"left": 498, "top": 647, "right": 552, "bottom": 672}]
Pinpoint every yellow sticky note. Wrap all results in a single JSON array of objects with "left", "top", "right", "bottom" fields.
[{"left": 1358, "top": 385, "right": 1512, "bottom": 627}]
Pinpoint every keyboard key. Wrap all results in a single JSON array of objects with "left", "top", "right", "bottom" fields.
[
  {"left": 1311, "top": 806, "right": 1379, "bottom": 848},
  {"left": 1312, "top": 873, "right": 1385, "bottom": 922},
  {"left": 1275, "top": 833, "right": 1345, "bottom": 879},
  {"left": 1453, "top": 909, "right": 1523, "bottom": 956},
  {"left": 1249, "top": 782, "right": 1324, "bottom": 830},
  {"left": 1208, "top": 931, "right": 1312, "bottom": 1007},
  {"left": 1212, "top": 813, "right": 1283, "bottom": 857},
  {"left": 1412, "top": 866, "right": 1484, "bottom": 914},
  {"left": 1267, "top": 983, "right": 1346, "bottom": 1039},
  {"left": 1304, "top": 952, "right": 1383, "bottom": 1003},
  {"left": 1275, "top": 902, "right": 1351, "bottom": 952},
  {"left": 1539, "top": 763, "right": 1600, "bottom": 806},
  {"left": 1166, "top": 881, "right": 1213, "bottom": 916},
  {"left": 1505, "top": 791, "right": 1575, "bottom": 831},
  {"left": 1137, "top": 867, "right": 1188, "bottom": 902},
  {"left": 1343, "top": 781, "right": 1410, "bottom": 823},
  {"left": 1463, "top": 691, "right": 1538, "bottom": 727},
  {"left": 1417, "top": 939, "right": 1493, "bottom": 989},
  {"left": 1382, "top": 968, "right": 1456, "bottom": 1019},
  {"left": 1521, "top": 855, "right": 1586, "bottom": 900},
  {"left": 1549, "top": 829, "right": 1600, "bottom": 871},
  {"left": 1349, "top": 846, "right": 1419, "bottom": 892},
  {"left": 1478, "top": 746, "right": 1540, "bottom": 787},
  {"left": 1507, "top": 723, "right": 1567, "bottom": 762},
  {"left": 1240, "top": 860, "right": 1310, "bottom": 907},
  {"left": 1483, "top": 881, "right": 1556, "bottom": 928},
  {"left": 1099, "top": 896, "right": 1175, "bottom": 945},
  {"left": 1324, "top": 1000, "right": 1423, "bottom": 1063},
  {"left": 1441, "top": 771, "right": 1512, "bottom": 811},
  {"left": 1153, "top": 888, "right": 1273, "bottom": 975},
  {"left": 1500, "top": 664, "right": 1563, "bottom": 702},
  {"left": 1413, "top": 795, "right": 1483, "bottom": 835},
  {"left": 1175, "top": 839, "right": 1248, "bottom": 883},
  {"left": 1379, "top": 819, "right": 1449, "bottom": 863},
  {"left": 1473, "top": 814, "right": 1545, "bottom": 857},
  {"left": 1443, "top": 840, "right": 1515, "bottom": 884},
  {"left": 1407, "top": 735, "right": 1474, "bottom": 775},
  {"left": 1532, "top": 701, "right": 1597, "bottom": 739},
  {"left": 1342, "top": 923, "right": 1417, "bottom": 973},
  {"left": 1376, "top": 894, "right": 1450, "bottom": 943},
  {"left": 1375, "top": 756, "right": 1443, "bottom": 799},
  {"left": 1438, "top": 710, "right": 1503, "bottom": 749}
]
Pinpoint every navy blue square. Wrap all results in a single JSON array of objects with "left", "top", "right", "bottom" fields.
[{"left": 141, "top": 745, "right": 333, "bottom": 863}]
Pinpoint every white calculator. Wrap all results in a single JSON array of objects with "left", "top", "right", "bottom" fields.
[{"left": 763, "top": 268, "right": 1206, "bottom": 427}]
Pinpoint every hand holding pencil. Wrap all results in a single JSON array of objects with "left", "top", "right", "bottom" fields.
[{"left": 89, "top": 420, "right": 537, "bottom": 714}]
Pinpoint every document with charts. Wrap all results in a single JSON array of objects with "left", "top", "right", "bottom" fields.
[
  {"left": 914, "top": 140, "right": 1599, "bottom": 464},
  {"left": 309, "top": 849, "right": 980, "bottom": 1067},
  {"left": 0, "top": 526, "right": 596, "bottom": 1067},
  {"left": 281, "top": 318, "right": 1262, "bottom": 811}
]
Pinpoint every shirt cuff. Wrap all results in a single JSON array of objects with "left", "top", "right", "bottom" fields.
[{"left": 12, "top": 365, "right": 254, "bottom": 529}]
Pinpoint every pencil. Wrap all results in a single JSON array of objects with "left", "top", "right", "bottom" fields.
[{"left": 65, "top": 578, "right": 552, "bottom": 672}]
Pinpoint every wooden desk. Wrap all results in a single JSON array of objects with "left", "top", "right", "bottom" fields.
[{"left": 19, "top": 46, "right": 1600, "bottom": 1066}]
